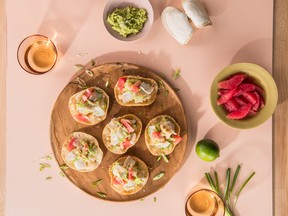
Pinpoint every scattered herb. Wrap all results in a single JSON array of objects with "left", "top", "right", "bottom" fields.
[
  {"left": 77, "top": 53, "right": 88, "bottom": 57},
  {"left": 59, "top": 172, "right": 66, "bottom": 177},
  {"left": 105, "top": 81, "right": 109, "bottom": 88},
  {"left": 205, "top": 165, "right": 255, "bottom": 216},
  {"left": 96, "top": 192, "right": 107, "bottom": 198},
  {"left": 172, "top": 68, "right": 181, "bottom": 79},
  {"left": 90, "top": 59, "right": 95, "bottom": 67},
  {"left": 73, "top": 77, "right": 87, "bottom": 89},
  {"left": 74, "top": 64, "right": 84, "bottom": 70},
  {"left": 157, "top": 156, "right": 162, "bottom": 162},
  {"left": 164, "top": 90, "right": 169, "bottom": 96},
  {"left": 157, "top": 79, "right": 164, "bottom": 88},
  {"left": 45, "top": 176, "right": 52, "bottom": 180},
  {"left": 85, "top": 69, "right": 94, "bottom": 77},
  {"left": 60, "top": 164, "right": 69, "bottom": 170},
  {"left": 153, "top": 172, "right": 165, "bottom": 181},
  {"left": 92, "top": 179, "right": 103, "bottom": 186},
  {"left": 39, "top": 163, "right": 51, "bottom": 171},
  {"left": 161, "top": 154, "right": 169, "bottom": 163},
  {"left": 41, "top": 154, "right": 52, "bottom": 160},
  {"left": 139, "top": 198, "right": 145, "bottom": 201},
  {"left": 159, "top": 72, "right": 166, "bottom": 78},
  {"left": 138, "top": 111, "right": 144, "bottom": 115},
  {"left": 154, "top": 197, "right": 157, "bottom": 203},
  {"left": 173, "top": 88, "right": 180, "bottom": 92}
]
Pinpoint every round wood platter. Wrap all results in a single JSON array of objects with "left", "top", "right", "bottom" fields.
[{"left": 50, "top": 62, "right": 188, "bottom": 201}]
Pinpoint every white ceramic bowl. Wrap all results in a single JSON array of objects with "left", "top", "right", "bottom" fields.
[{"left": 103, "top": 0, "right": 154, "bottom": 42}]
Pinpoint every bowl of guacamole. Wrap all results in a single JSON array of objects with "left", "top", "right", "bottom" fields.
[{"left": 103, "top": 0, "right": 154, "bottom": 42}]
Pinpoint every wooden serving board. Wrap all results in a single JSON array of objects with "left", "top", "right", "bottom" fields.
[{"left": 50, "top": 62, "right": 188, "bottom": 201}]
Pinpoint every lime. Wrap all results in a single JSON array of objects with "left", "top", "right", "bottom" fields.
[{"left": 195, "top": 139, "right": 220, "bottom": 162}]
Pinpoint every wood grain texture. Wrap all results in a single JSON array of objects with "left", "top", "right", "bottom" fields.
[
  {"left": 50, "top": 63, "right": 188, "bottom": 201},
  {"left": 0, "top": 0, "right": 6, "bottom": 215},
  {"left": 273, "top": 0, "right": 288, "bottom": 215}
]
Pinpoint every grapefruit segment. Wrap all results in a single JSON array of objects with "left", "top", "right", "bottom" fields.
[
  {"left": 227, "top": 104, "right": 252, "bottom": 120},
  {"left": 218, "top": 73, "right": 246, "bottom": 89}
]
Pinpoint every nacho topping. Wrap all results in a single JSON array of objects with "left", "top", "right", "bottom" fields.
[
  {"left": 117, "top": 77, "right": 155, "bottom": 104},
  {"left": 107, "top": 117, "right": 138, "bottom": 150},
  {"left": 65, "top": 136, "right": 102, "bottom": 170},
  {"left": 111, "top": 156, "right": 146, "bottom": 191},
  {"left": 72, "top": 88, "right": 107, "bottom": 123},
  {"left": 148, "top": 117, "right": 182, "bottom": 149}
]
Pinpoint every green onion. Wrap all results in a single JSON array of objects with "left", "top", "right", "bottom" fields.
[
  {"left": 60, "top": 164, "right": 69, "bottom": 170},
  {"left": 234, "top": 171, "right": 256, "bottom": 205},
  {"left": 90, "top": 59, "right": 95, "bottom": 67},
  {"left": 153, "top": 172, "right": 165, "bottom": 180},
  {"left": 161, "top": 154, "right": 169, "bottom": 163},
  {"left": 172, "top": 68, "right": 181, "bottom": 79},
  {"left": 96, "top": 192, "right": 107, "bottom": 198},
  {"left": 85, "top": 69, "right": 94, "bottom": 77},
  {"left": 74, "top": 64, "right": 84, "bottom": 70},
  {"left": 92, "top": 179, "right": 103, "bottom": 186},
  {"left": 205, "top": 165, "right": 255, "bottom": 216}
]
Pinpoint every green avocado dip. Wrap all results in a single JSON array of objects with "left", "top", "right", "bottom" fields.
[{"left": 107, "top": 6, "right": 148, "bottom": 37}]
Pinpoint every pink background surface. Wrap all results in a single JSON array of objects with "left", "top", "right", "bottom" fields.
[{"left": 6, "top": 0, "right": 273, "bottom": 215}]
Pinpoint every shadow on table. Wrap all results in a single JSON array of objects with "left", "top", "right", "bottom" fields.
[
  {"left": 204, "top": 122, "right": 240, "bottom": 150},
  {"left": 38, "top": 0, "right": 96, "bottom": 56},
  {"left": 86, "top": 51, "right": 205, "bottom": 165}
]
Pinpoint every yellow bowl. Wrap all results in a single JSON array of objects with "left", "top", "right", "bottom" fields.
[{"left": 210, "top": 63, "right": 278, "bottom": 129}]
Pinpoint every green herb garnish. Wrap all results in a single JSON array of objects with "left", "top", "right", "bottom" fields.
[
  {"left": 60, "top": 164, "right": 69, "bottom": 170},
  {"left": 45, "top": 176, "right": 52, "bottom": 180},
  {"left": 41, "top": 154, "right": 52, "bottom": 160},
  {"left": 154, "top": 197, "right": 157, "bottom": 203},
  {"left": 96, "top": 192, "right": 107, "bottom": 198},
  {"left": 39, "top": 163, "right": 51, "bottom": 171},
  {"left": 90, "top": 59, "right": 95, "bottom": 67},
  {"left": 105, "top": 81, "right": 109, "bottom": 88},
  {"left": 92, "top": 179, "right": 103, "bottom": 186},
  {"left": 164, "top": 90, "right": 169, "bottom": 96},
  {"left": 74, "top": 64, "right": 84, "bottom": 70},
  {"left": 153, "top": 172, "right": 165, "bottom": 181},
  {"left": 85, "top": 69, "right": 94, "bottom": 77},
  {"left": 172, "top": 68, "right": 181, "bottom": 79}
]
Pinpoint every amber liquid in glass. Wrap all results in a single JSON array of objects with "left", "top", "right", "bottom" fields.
[
  {"left": 187, "top": 190, "right": 218, "bottom": 216},
  {"left": 24, "top": 40, "right": 57, "bottom": 73}
]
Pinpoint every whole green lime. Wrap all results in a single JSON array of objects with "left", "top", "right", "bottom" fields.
[{"left": 195, "top": 139, "right": 220, "bottom": 162}]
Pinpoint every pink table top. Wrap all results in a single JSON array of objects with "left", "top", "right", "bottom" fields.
[{"left": 6, "top": 0, "right": 273, "bottom": 215}]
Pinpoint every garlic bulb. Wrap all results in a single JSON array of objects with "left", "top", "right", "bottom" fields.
[
  {"left": 161, "top": 7, "right": 194, "bottom": 45},
  {"left": 182, "top": 0, "right": 212, "bottom": 28}
]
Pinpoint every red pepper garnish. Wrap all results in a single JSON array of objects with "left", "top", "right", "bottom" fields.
[
  {"left": 117, "top": 77, "right": 126, "bottom": 92},
  {"left": 74, "top": 114, "right": 90, "bottom": 123},
  {"left": 131, "top": 80, "right": 141, "bottom": 92},
  {"left": 82, "top": 88, "right": 93, "bottom": 102},
  {"left": 152, "top": 131, "right": 162, "bottom": 138},
  {"left": 121, "top": 139, "right": 132, "bottom": 149},
  {"left": 172, "top": 134, "right": 182, "bottom": 145},
  {"left": 120, "top": 119, "right": 134, "bottom": 133},
  {"left": 128, "top": 167, "right": 134, "bottom": 181},
  {"left": 68, "top": 137, "right": 76, "bottom": 151}
]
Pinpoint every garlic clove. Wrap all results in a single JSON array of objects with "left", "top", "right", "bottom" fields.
[
  {"left": 182, "top": 0, "right": 212, "bottom": 28},
  {"left": 161, "top": 6, "right": 194, "bottom": 45}
]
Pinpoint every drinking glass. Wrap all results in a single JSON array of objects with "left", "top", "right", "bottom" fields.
[
  {"left": 185, "top": 189, "right": 225, "bottom": 216},
  {"left": 17, "top": 34, "right": 58, "bottom": 75}
]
